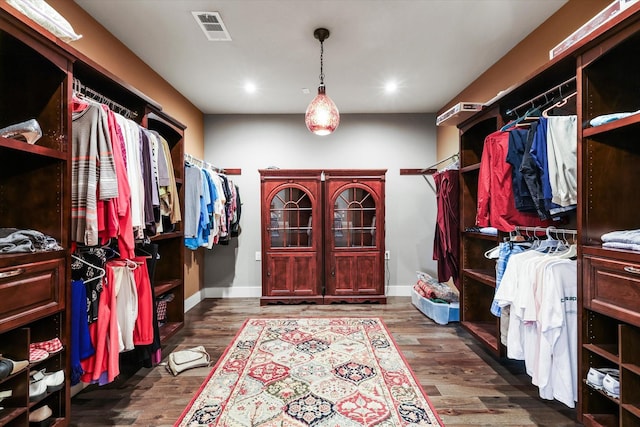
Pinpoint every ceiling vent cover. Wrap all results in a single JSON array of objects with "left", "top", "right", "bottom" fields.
[{"left": 192, "top": 11, "right": 231, "bottom": 41}]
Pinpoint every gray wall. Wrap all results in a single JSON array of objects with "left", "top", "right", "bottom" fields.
[{"left": 199, "top": 113, "right": 440, "bottom": 299}]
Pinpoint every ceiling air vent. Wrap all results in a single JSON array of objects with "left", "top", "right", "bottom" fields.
[{"left": 192, "top": 11, "right": 231, "bottom": 41}]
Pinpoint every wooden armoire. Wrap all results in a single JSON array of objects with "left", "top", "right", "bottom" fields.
[{"left": 259, "top": 169, "right": 386, "bottom": 305}]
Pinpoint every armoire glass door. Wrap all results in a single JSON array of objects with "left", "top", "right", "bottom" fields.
[
  {"left": 260, "top": 170, "right": 324, "bottom": 305},
  {"left": 324, "top": 172, "right": 386, "bottom": 303},
  {"left": 269, "top": 187, "right": 313, "bottom": 248},
  {"left": 333, "top": 187, "right": 377, "bottom": 248}
]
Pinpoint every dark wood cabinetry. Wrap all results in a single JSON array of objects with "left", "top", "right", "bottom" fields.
[
  {"left": 458, "top": 110, "right": 502, "bottom": 356},
  {"left": 260, "top": 170, "right": 323, "bottom": 305},
  {"left": 457, "top": 4, "right": 640, "bottom": 425},
  {"left": 0, "top": 6, "right": 73, "bottom": 424},
  {"left": 144, "top": 109, "right": 186, "bottom": 342},
  {"left": 260, "top": 169, "right": 386, "bottom": 305},
  {"left": 0, "top": 4, "right": 186, "bottom": 425},
  {"left": 578, "top": 10, "right": 640, "bottom": 426},
  {"left": 323, "top": 170, "right": 386, "bottom": 303}
]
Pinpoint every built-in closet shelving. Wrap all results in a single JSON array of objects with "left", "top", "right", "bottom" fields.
[
  {"left": 144, "top": 108, "right": 186, "bottom": 342},
  {"left": 458, "top": 51, "right": 577, "bottom": 356},
  {"left": 457, "top": 3, "right": 640, "bottom": 425},
  {"left": 71, "top": 45, "right": 186, "bottom": 343},
  {"left": 0, "top": 5, "right": 73, "bottom": 425},
  {"left": 0, "top": 3, "right": 186, "bottom": 425},
  {"left": 579, "top": 9, "right": 640, "bottom": 426},
  {"left": 458, "top": 107, "right": 502, "bottom": 356}
]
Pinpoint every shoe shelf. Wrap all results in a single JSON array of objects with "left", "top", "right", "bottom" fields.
[
  {"left": 581, "top": 309, "right": 640, "bottom": 426},
  {"left": 0, "top": 314, "right": 67, "bottom": 426}
]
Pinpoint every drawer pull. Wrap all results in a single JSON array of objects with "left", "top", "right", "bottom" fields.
[
  {"left": 623, "top": 266, "right": 640, "bottom": 275},
  {"left": 0, "top": 268, "right": 25, "bottom": 279}
]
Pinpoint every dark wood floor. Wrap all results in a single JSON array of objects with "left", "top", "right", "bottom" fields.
[{"left": 70, "top": 297, "right": 581, "bottom": 426}]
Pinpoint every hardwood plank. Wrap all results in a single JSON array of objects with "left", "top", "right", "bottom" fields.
[{"left": 70, "top": 297, "right": 580, "bottom": 426}]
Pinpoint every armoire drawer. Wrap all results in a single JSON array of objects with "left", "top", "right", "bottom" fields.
[
  {"left": 0, "top": 258, "right": 65, "bottom": 331},
  {"left": 584, "top": 255, "right": 640, "bottom": 326}
]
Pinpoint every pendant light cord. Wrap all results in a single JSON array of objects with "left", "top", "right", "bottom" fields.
[{"left": 319, "top": 39, "right": 325, "bottom": 85}]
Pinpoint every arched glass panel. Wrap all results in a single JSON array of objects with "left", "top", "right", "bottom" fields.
[
  {"left": 333, "top": 187, "right": 376, "bottom": 248},
  {"left": 269, "top": 187, "right": 313, "bottom": 248}
]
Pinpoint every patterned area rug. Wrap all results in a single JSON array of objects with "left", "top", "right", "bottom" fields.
[{"left": 175, "top": 318, "right": 443, "bottom": 426}]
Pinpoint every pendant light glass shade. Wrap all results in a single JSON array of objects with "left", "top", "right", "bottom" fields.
[
  {"left": 305, "top": 28, "right": 339, "bottom": 136},
  {"left": 305, "top": 85, "right": 340, "bottom": 136}
]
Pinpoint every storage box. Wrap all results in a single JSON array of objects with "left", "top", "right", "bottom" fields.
[{"left": 411, "top": 287, "right": 459, "bottom": 325}]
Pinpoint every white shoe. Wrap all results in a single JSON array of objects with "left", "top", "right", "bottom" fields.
[
  {"left": 603, "top": 372, "right": 620, "bottom": 399},
  {"left": 29, "top": 379, "right": 46, "bottom": 402},
  {"left": 586, "top": 367, "right": 619, "bottom": 390},
  {"left": 43, "top": 370, "right": 65, "bottom": 392}
]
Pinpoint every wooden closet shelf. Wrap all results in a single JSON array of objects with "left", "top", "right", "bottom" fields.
[
  {"left": 621, "top": 404, "right": 640, "bottom": 420},
  {"left": 461, "top": 321, "right": 499, "bottom": 352},
  {"left": 622, "top": 362, "right": 640, "bottom": 376},
  {"left": 583, "top": 113, "right": 640, "bottom": 141},
  {"left": 154, "top": 279, "right": 182, "bottom": 296},
  {"left": 463, "top": 231, "right": 500, "bottom": 241},
  {"left": 159, "top": 322, "right": 183, "bottom": 342},
  {"left": 460, "top": 163, "right": 481, "bottom": 173},
  {"left": 0, "top": 137, "right": 66, "bottom": 160},
  {"left": 150, "top": 231, "right": 183, "bottom": 242},
  {"left": 462, "top": 269, "right": 497, "bottom": 287},
  {"left": 583, "top": 343, "right": 619, "bottom": 363}
]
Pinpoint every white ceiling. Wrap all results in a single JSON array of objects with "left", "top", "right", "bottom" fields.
[{"left": 74, "top": 0, "right": 567, "bottom": 115}]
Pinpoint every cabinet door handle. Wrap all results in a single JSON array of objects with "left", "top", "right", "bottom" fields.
[
  {"left": 624, "top": 266, "right": 640, "bottom": 275},
  {"left": 0, "top": 268, "right": 25, "bottom": 279},
  {"left": 267, "top": 271, "right": 271, "bottom": 277},
  {"left": 331, "top": 270, "right": 335, "bottom": 277}
]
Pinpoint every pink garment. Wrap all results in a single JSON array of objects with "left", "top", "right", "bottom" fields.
[
  {"left": 98, "top": 106, "right": 135, "bottom": 259},
  {"left": 80, "top": 263, "right": 120, "bottom": 385},
  {"left": 132, "top": 257, "right": 154, "bottom": 345}
]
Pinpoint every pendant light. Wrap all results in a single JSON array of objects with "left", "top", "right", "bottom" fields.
[{"left": 305, "top": 28, "right": 340, "bottom": 136}]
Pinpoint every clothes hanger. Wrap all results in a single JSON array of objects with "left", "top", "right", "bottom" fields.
[
  {"left": 501, "top": 105, "right": 541, "bottom": 131},
  {"left": 536, "top": 226, "right": 561, "bottom": 252},
  {"left": 543, "top": 91, "right": 577, "bottom": 118},
  {"left": 71, "top": 254, "right": 106, "bottom": 284}
]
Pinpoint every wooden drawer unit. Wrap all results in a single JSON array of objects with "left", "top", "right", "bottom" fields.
[
  {"left": 583, "top": 254, "right": 640, "bottom": 327},
  {"left": 0, "top": 257, "right": 65, "bottom": 332}
]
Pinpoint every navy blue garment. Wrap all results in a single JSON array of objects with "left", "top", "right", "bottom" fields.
[
  {"left": 506, "top": 128, "right": 537, "bottom": 213},
  {"left": 519, "top": 121, "right": 550, "bottom": 220}
]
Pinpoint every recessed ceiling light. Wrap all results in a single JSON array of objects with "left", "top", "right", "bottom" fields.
[
  {"left": 244, "top": 82, "right": 256, "bottom": 94},
  {"left": 302, "top": 88, "right": 310, "bottom": 95},
  {"left": 385, "top": 81, "right": 398, "bottom": 93}
]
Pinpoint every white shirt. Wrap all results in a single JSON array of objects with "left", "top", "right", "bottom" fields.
[{"left": 546, "top": 116, "right": 577, "bottom": 207}]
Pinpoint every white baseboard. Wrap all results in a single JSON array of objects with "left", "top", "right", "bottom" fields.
[
  {"left": 184, "top": 289, "right": 205, "bottom": 312},
  {"left": 203, "top": 286, "right": 262, "bottom": 299},
  {"left": 184, "top": 285, "right": 411, "bottom": 313},
  {"left": 384, "top": 285, "right": 412, "bottom": 296}
]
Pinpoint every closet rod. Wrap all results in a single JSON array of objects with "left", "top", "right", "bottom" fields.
[
  {"left": 421, "top": 152, "right": 459, "bottom": 173},
  {"left": 184, "top": 153, "right": 243, "bottom": 175},
  {"left": 514, "top": 225, "right": 577, "bottom": 236},
  {"left": 505, "top": 76, "right": 576, "bottom": 117},
  {"left": 73, "top": 77, "right": 138, "bottom": 119},
  {"left": 399, "top": 152, "right": 459, "bottom": 176}
]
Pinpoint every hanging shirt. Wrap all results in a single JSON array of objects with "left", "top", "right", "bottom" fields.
[
  {"left": 506, "top": 127, "right": 538, "bottom": 213},
  {"left": 71, "top": 102, "right": 118, "bottom": 245},
  {"left": 477, "top": 131, "right": 552, "bottom": 232},
  {"left": 433, "top": 169, "right": 460, "bottom": 288},
  {"left": 546, "top": 116, "right": 578, "bottom": 207}
]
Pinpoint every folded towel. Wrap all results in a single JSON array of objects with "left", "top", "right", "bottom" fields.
[
  {"left": 601, "top": 229, "right": 640, "bottom": 245},
  {"left": 603, "top": 241, "right": 640, "bottom": 252}
]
